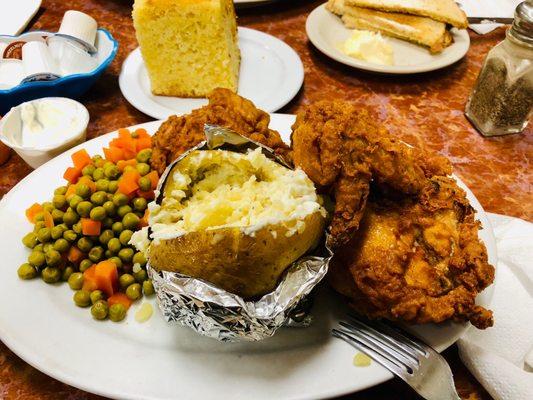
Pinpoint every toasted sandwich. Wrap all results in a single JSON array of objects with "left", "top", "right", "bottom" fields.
[
  {"left": 327, "top": 0, "right": 453, "bottom": 53},
  {"left": 345, "top": 0, "right": 468, "bottom": 29}
]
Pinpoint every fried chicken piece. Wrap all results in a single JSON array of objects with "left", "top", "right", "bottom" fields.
[
  {"left": 330, "top": 176, "right": 495, "bottom": 329},
  {"left": 151, "top": 88, "right": 290, "bottom": 174},
  {"left": 291, "top": 101, "right": 451, "bottom": 249}
]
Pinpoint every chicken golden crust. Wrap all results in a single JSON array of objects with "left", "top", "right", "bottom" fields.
[
  {"left": 150, "top": 88, "right": 291, "bottom": 174},
  {"left": 330, "top": 176, "right": 495, "bottom": 329},
  {"left": 291, "top": 101, "right": 451, "bottom": 249}
]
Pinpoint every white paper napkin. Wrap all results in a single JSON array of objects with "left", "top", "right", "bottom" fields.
[
  {"left": 458, "top": 213, "right": 533, "bottom": 400},
  {"left": 460, "top": 0, "right": 520, "bottom": 34}
]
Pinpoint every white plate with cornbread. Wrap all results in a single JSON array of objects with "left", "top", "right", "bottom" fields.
[
  {"left": 121, "top": 0, "right": 304, "bottom": 119},
  {"left": 307, "top": 1, "right": 470, "bottom": 74}
]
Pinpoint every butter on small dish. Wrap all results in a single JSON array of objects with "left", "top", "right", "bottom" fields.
[{"left": 341, "top": 29, "right": 394, "bottom": 66}]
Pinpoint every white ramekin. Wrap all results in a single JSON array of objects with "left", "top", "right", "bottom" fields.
[{"left": 0, "top": 97, "right": 89, "bottom": 168}]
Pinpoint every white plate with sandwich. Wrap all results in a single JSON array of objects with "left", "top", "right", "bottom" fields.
[
  {"left": 307, "top": 0, "right": 470, "bottom": 74},
  {"left": 120, "top": 0, "right": 303, "bottom": 119}
]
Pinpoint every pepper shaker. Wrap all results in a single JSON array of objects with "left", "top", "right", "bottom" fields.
[{"left": 465, "top": 1, "right": 533, "bottom": 137}]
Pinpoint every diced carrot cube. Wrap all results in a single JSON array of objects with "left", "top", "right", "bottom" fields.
[
  {"left": 81, "top": 218, "right": 101, "bottom": 236},
  {"left": 25, "top": 203, "right": 43, "bottom": 223},
  {"left": 71, "top": 149, "right": 92, "bottom": 170},
  {"left": 63, "top": 166, "right": 82, "bottom": 184}
]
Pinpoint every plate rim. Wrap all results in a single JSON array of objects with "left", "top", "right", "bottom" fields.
[
  {"left": 0, "top": 115, "right": 497, "bottom": 400},
  {"left": 119, "top": 27, "right": 304, "bottom": 119},
  {"left": 306, "top": 3, "right": 471, "bottom": 74}
]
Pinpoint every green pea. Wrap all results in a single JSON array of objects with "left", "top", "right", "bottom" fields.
[
  {"left": 33, "top": 212, "right": 45, "bottom": 222},
  {"left": 99, "top": 229, "right": 114, "bottom": 245},
  {"left": 76, "top": 201, "right": 93, "bottom": 218},
  {"left": 53, "top": 238, "right": 70, "bottom": 253},
  {"left": 104, "top": 249, "right": 113, "bottom": 259},
  {"left": 68, "top": 272, "right": 84, "bottom": 290},
  {"left": 93, "top": 167, "right": 105, "bottom": 181},
  {"left": 33, "top": 221, "right": 46, "bottom": 232},
  {"left": 138, "top": 176, "right": 152, "bottom": 192},
  {"left": 73, "top": 290, "right": 91, "bottom": 307},
  {"left": 136, "top": 148, "right": 152, "bottom": 163},
  {"left": 18, "top": 263, "right": 37, "bottom": 279},
  {"left": 63, "top": 209, "right": 80, "bottom": 227},
  {"left": 107, "top": 180, "right": 119, "bottom": 193},
  {"left": 62, "top": 265, "right": 75, "bottom": 281},
  {"left": 90, "top": 191, "right": 107, "bottom": 206},
  {"left": 112, "top": 193, "right": 129, "bottom": 207},
  {"left": 88, "top": 246, "right": 104, "bottom": 262},
  {"left": 136, "top": 163, "right": 150, "bottom": 176},
  {"left": 132, "top": 197, "right": 147, "bottom": 212},
  {"left": 107, "top": 238, "right": 122, "bottom": 254},
  {"left": 69, "top": 194, "right": 83, "bottom": 209},
  {"left": 42, "top": 267, "right": 61, "bottom": 283},
  {"left": 103, "top": 161, "right": 114, "bottom": 169},
  {"left": 126, "top": 283, "right": 142, "bottom": 300},
  {"left": 119, "top": 273, "right": 135, "bottom": 289},
  {"left": 122, "top": 213, "right": 140, "bottom": 230},
  {"left": 95, "top": 179, "right": 109, "bottom": 192},
  {"left": 104, "top": 165, "right": 120, "bottom": 179},
  {"left": 112, "top": 222, "right": 123, "bottom": 234},
  {"left": 88, "top": 206, "right": 105, "bottom": 221},
  {"left": 118, "top": 247, "right": 134, "bottom": 263},
  {"left": 142, "top": 280, "right": 155, "bottom": 296},
  {"left": 22, "top": 232, "right": 39, "bottom": 249},
  {"left": 102, "top": 201, "right": 116, "bottom": 216},
  {"left": 52, "top": 194, "right": 67, "bottom": 209},
  {"left": 56, "top": 223, "right": 68, "bottom": 232},
  {"left": 33, "top": 243, "right": 44, "bottom": 252},
  {"left": 51, "top": 209, "right": 64, "bottom": 224},
  {"left": 109, "top": 303, "right": 127, "bottom": 322},
  {"left": 37, "top": 227, "right": 51, "bottom": 243},
  {"left": 82, "top": 164, "right": 96, "bottom": 176},
  {"left": 63, "top": 230, "right": 78, "bottom": 242},
  {"left": 102, "top": 217, "right": 114, "bottom": 229},
  {"left": 43, "top": 243, "right": 54, "bottom": 253},
  {"left": 54, "top": 186, "right": 68, "bottom": 195},
  {"left": 134, "top": 269, "right": 148, "bottom": 283},
  {"left": 79, "top": 259, "right": 93, "bottom": 272},
  {"left": 77, "top": 237, "right": 93, "bottom": 252},
  {"left": 132, "top": 252, "right": 147, "bottom": 267},
  {"left": 119, "top": 230, "right": 133, "bottom": 245},
  {"left": 91, "top": 300, "right": 109, "bottom": 320},
  {"left": 72, "top": 222, "right": 83, "bottom": 234},
  {"left": 92, "top": 154, "right": 103, "bottom": 163},
  {"left": 42, "top": 202, "right": 54, "bottom": 213},
  {"left": 108, "top": 256, "right": 123, "bottom": 269},
  {"left": 76, "top": 184, "right": 91, "bottom": 199},
  {"left": 45, "top": 249, "right": 61, "bottom": 266},
  {"left": 51, "top": 226, "right": 63, "bottom": 240},
  {"left": 90, "top": 290, "right": 105, "bottom": 304},
  {"left": 123, "top": 165, "right": 136, "bottom": 173},
  {"left": 117, "top": 205, "right": 132, "bottom": 218}
]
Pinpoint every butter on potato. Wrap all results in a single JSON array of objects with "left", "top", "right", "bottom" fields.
[{"left": 146, "top": 148, "right": 327, "bottom": 298}]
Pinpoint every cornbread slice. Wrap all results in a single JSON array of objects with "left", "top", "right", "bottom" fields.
[
  {"left": 327, "top": 0, "right": 452, "bottom": 53},
  {"left": 345, "top": 0, "right": 468, "bottom": 29},
  {"left": 132, "top": 0, "right": 240, "bottom": 97}
]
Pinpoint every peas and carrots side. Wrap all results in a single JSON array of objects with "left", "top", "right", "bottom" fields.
[{"left": 19, "top": 128, "right": 157, "bottom": 322}]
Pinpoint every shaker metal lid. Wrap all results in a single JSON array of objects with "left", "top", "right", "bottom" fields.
[{"left": 511, "top": 1, "right": 533, "bottom": 45}]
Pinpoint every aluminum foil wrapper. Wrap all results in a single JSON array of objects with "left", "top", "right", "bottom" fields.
[{"left": 148, "top": 125, "right": 332, "bottom": 342}]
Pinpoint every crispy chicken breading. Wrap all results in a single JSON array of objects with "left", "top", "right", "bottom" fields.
[
  {"left": 150, "top": 88, "right": 290, "bottom": 174},
  {"left": 291, "top": 100, "right": 494, "bottom": 329},
  {"left": 291, "top": 101, "right": 451, "bottom": 249},
  {"left": 330, "top": 177, "right": 495, "bottom": 329}
]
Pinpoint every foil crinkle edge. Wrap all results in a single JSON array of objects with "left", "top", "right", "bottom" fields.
[{"left": 147, "top": 125, "right": 332, "bottom": 342}]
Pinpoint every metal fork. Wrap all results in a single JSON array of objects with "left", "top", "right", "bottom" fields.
[{"left": 332, "top": 315, "right": 460, "bottom": 400}]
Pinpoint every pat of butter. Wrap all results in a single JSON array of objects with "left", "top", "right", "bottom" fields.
[
  {"left": 342, "top": 30, "right": 394, "bottom": 66},
  {"left": 135, "top": 302, "right": 153, "bottom": 323},
  {"left": 353, "top": 352, "right": 372, "bottom": 367}
]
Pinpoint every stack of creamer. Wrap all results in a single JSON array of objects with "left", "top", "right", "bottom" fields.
[{"left": 0, "top": 10, "right": 99, "bottom": 90}]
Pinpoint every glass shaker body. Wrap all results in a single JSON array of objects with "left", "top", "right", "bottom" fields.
[{"left": 465, "top": 5, "right": 533, "bottom": 137}]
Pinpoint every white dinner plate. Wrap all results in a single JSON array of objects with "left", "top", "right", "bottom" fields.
[
  {"left": 119, "top": 28, "right": 304, "bottom": 119},
  {"left": 306, "top": 4, "right": 470, "bottom": 74},
  {"left": 0, "top": 114, "right": 497, "bottom": 400}
]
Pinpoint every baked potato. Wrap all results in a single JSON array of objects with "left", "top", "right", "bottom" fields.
[{"left": 145, "top": 147, "right": 326, "bottom": 298}]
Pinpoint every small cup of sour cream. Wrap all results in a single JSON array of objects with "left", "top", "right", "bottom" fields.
[{"left": 0, "top": 97, "right": 89, "bottom": 168}]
